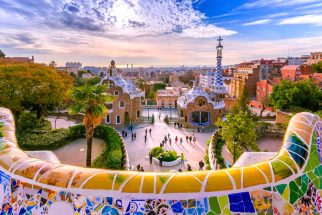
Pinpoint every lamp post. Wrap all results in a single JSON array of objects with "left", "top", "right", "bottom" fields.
[
  {"left": 233, "top": 138, "right": 237, "bottom": 163},
  {"left": 169, "top": 104, "right": 172, "bottom": 124}
]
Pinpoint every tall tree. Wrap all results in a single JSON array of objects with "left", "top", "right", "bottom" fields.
[
  {"left": 216, "top": 110, "right": 259, "bottom": 161},
  {"left": 0, "top": 62, "right": 73, "bottom": 118},
  {"left": 0, "top": 50, "right": 5, "bottom": 58},
  {"left": 68, "top": 84, "right": 114, "bottom": 167}
]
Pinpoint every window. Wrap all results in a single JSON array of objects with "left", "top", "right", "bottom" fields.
[
  {"left": 106, "top": 115, "right": 110, "bottom": 124},
  {"left": 105, "top": 103, "right": 113, "bottom": 109},
  {"left": 137, "top": 110, "right": 140, "bottom": 118},
  {"left": 114, "top": 90, "right": 119, "bottom": 96},
  {"left": 116, "top": 115, "right": 121, "bottom": 124},
  {"left": 119, "top": 101, "right": 125, "bottom": 108},
  {"left": 191, "top": 111, "right": 210, "bottom": 125}
]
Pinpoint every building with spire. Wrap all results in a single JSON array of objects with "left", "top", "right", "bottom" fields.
[
  {"left": 177, "top": 37, "right": 226, "bottom": 128},
  {"left": 100, "top": 60, "right": 143, "bottom": 125}
]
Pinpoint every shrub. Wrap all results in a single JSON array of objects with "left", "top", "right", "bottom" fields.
[
  {"left": 159, "top": 150, "right": 178, "bottom": 162},
  {"left": 17, "top": 111, "right": 51, "bottom": 133},
  {"left": 164, "top": 115, "right": 169, "bottom": 124},
  {"left": 69, "top": 124, "right": 85, "bottom": 139},
  {"left": 150, "top": 147, "right": 164, "bottom": 157}
]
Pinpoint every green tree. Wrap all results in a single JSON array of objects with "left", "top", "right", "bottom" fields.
[
  {"left": 68, "top": 84, "right": 114, "bottom": 167},
  {"left": 312, "top": 61, "right": 322, "bottom": 73},
  {"left": 0, "top": 50, "right": 5, "bottom": 58},
  {"left": 232, "top": 87, "right": 250, "bottom": 114},
  {"left": 0, "top": 62, "right": 73, "bottom": 118},
  {"left": 216, "top": 111, "right": 259, "bottom": 161},
  {"left": 259, "top": 96, "right": 270, "bottom": 117},
  {"left": 270, "top": 79, "right": 322, "bottom": 112},
  {"left": 148, "top": 83, "right": 166, "bottom": 99}
]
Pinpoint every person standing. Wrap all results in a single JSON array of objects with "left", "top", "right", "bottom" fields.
[
  {"left": 199, "top": 160, "right": 205, "bottom": 170},
  {"left": 140, "top": 167, "right": 144, "bottom": 172},
  {"left": 193, "top": 136, "right": 196, "bottom": 144},
  {"left": 144, "top": 135, "right": 147, "bottom": 143},
  {"left": 189, "top": 136, "right": 192, "bottom": 143},
  {"left": 169, "top": 138, "right": 171, "bottom": 145},
  {"left": 136, "top": 164, "right": 141, "bottom": 171},
  {"left": 187, "top": 164, "right": 192, "bottom": 171},
  {"left": 202, "top": 126, "right": 205, "bottom": 133},
  {"left": 180, "top": 137, "right": 183, "bottom": 145},
  {"left": 149, "top": 152, "right": 153, "bottom": 164},
  {"left": 149, "top": 128, "right": 152, "bottom": 135},
  {"left": 175, "top": 136, "right": 178, "bottom": 143},
  {"left": 186, "top": 136, "right": 189, "bottom": 142},
  {"left": 159, "top": 155, "right": 163, "bottom": 166},
  {"left": 145, "top": 129, "right": 148, "bottom": 136},
  {"left": 180, "top": 153, "right": 184, "bottom": 165}
]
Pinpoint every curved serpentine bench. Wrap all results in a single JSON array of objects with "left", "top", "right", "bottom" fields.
[{"left": 0, "top": 107, "right": 321, "bottom": 214}]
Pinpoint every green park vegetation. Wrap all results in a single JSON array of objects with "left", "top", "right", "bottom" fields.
[
  {"left": 312, "top": 61, "right": 322, "bottom": 73},
  {"left": 150, "top": 147, "right": 178, "bottom": 162},
  {"left": 270, "top": 79, "right": 322, "bottom": 115}
]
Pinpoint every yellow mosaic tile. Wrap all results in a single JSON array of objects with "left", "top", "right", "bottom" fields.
[
  {"left": 122, "top": 174, "right": 142, "bottom": 193},
  {"left": 243, "top": 166, "right": 267, "bottom": 188},
  {"left": 226, "top": 168, "right": 242, "bottom": 189},
  {"left": 141, "top": 173, "right": 155, "bottom": 193},
  {"left": 82, "top": 172, "right": 115, "bottom": 190},
  {"left": 164, "top": 174, "right": 202, "bottom": 193},
  {"left": 205, "top": 171, "right": 233, "bottom": 192}
]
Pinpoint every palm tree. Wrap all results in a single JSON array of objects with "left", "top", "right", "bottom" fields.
[{"left": 69, "top": 84, "right": 113, "bottom": 167}]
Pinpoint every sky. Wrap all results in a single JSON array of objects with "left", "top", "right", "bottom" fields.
[{"left": 0, "top": 0, "right": 322, "bottom": 67}]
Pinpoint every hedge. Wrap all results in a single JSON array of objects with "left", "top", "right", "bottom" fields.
[{"left": 18, "top": 124, "right": 125, "bottom": 170}]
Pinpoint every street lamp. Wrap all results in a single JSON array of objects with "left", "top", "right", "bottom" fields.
[
  {"left": 233, "top": 138, "right": 237, "bottom": 163},
  {"left": 169, "top": 104, "right": 172, "bottom": 124}
]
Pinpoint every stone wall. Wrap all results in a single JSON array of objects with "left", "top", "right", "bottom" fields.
[{"left": 276, "top": 109, "right": 293, "bottom": 124}]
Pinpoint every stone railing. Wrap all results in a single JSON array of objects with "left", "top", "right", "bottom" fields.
[
  {"left": 114, "top": 128, "right": 131, "bottom": 170},
  {"left": 208, "top": 133, "right": 218, "bottom": 170},
  {"left": 0, "top": 107, "right": 321, "bottom": 214}
]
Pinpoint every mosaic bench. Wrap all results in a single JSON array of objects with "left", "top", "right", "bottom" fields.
[{"left": 0, "top": 107, "right": 321, "bottom": 214}]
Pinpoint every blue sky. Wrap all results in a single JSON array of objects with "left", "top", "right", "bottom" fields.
[{"left": 0, "top": 0, "right": 322, "bottom": 66}]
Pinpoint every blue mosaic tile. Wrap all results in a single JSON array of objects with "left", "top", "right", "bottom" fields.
[{"left": 228, "top": 192, "right": 255, "bottom": 213}]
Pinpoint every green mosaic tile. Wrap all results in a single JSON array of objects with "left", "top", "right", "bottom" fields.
[
  {"left": 218, "top": 196, "right": 231, "bottom": 215},
  {"left": 263, "top": 187, "right": 272, "bottom": 191},
  {"left": 209, "top": 197, "right": 221, "bottom": 214},
  {"left": 281, "top": 185, "right": 289, "bottom": 202},
  {"left": 206, "top": 211, "right": 216, "bottom": 215},
  {"left": 304, "top": 133, "right": 320, "bottom": 173},
  {"left": 275, "top": 184, "right": 286, "bottom": 195}
]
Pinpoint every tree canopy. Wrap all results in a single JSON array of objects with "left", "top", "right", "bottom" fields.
[
  {"left": 0, "top": 50, "right": 5, "bottom": 58},
  {"left": 270, "top": 79, "right": 322, "bottom": 112},
  {"left": 148, "top": 83, "right": 166, "bottom": 99},
  {"left": 216, "top": 110, "right": 259, "bottom": 160},
  {"left": 312, "top": 61, "right": 322, "bottom": 73},
  {"left": 0, "top": 62, "right": 74, "bottom": 117}
]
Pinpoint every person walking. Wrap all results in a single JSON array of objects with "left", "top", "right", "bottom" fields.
[
  {"left": 202, "top": 126, "right": 205, "bottom": 133},
  {"left": 144, "top": 135, "right": 147, "bottom": 143},
  {"left": 145, "top": 129, "right": 148, "bottom": 136},
  {"left": 186, "top": 136, "right": 189, "bottom": 142},
  {"left": 187, "top": 164, "right": 192, "bottom": 171},
  {"left": 149, "top": 128, "right": 152, "bottom": 135},
  {"left": 189, "top": 136, "right": 192, "bottom": 143},
  {"left": 180, "top": 153, "right": 184, "bottom": 165},
  {"left": 149, "top": 152, "right": 153, "bottom": 164},
  {"left": 180, "top": 137, "right": 183, "bottom": 145},
  {"left": 131, "top": 133, "right": 134, "bottom": 141},
  {"left": 167, "top": 133, "right": 170, "bottom": 138},
  {"left": 134, "top": 133, "right": 136, "bottom": 140},
  {"left": 175, "top": 136, "right": 178, "bottom": 143},
  {"left": 193, "top": 136, "right": 196, "bottom": 144},
  {"left": 169, "top": 138, "right": 171, "bottom": 146},
  {"left": 159, "top": 155, "right": 163, "bottom": 166},
  {"left": 199, "top": 160, "right": 205, "bottom": 170},
  {"left": 136, "top": 164, "right": 141, "bottom": 171}
]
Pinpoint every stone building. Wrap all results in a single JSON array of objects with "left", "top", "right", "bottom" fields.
[
  {"left": 307, "top": 52, "right": 322, "bottom": 65},
  {"left": 177, "top": 37, "right": 226, "bottom": 128},
  {"left": 230, "top": 62, "right": 260, "bottom": 98},
  {"left": 156, "top": 87, "right": 182, "bottom": 108},
  {"left": 101, "top": 60, "right": 143, "bottom": 125}
]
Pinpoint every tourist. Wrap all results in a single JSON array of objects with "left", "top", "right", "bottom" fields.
[
  {"left": 159, "top": 156, "right": 163, "bottom": 166},
  {"left": 174, "top": 122, "right": 177, "bottom": 128},
  {"left": 134, "top": 133, "right": 136, "bottom": 140},
  {"left": 178, "top": 169, "right": 182, "bottom": 172},
  {"left": 145, "top": 129, "right": 148, "bottom": 135},
  {"left": 136, "top": 164, "right": 141, "bottom": 171},
  {"left": 189, "top": 136, "right": 192, "bottom": 143},
  {"left": 168, "top": 133, "right": 170, "bottom": 138},
  {"left": 144, "top": 135, "right": 147, "bottom": 143},
  {"left": 175, "top": 136, "right": 178, "bottom": 143},
  {"left": 199, "top": 160, "right": 205, "bottom": 170},
  {"left": 202, "top": 126, "right": 205, "bottom": 133},
  {"left": 164, "top": 135, "right": 167, "bottom": 142},
  {"left": 186, "top": 136, "right": 189, "bottom": 142},
  {"left": 169, "top": 138, "right": 171, "bottom": 145},
  {"left": 131, "top": 133, "right": 134, "bottom": 141},
  {"left": 197, "top": 127, "right": 200, "bottom": 132},
  {"left": 149, "top": 152, "right": 153, "bottom": 164},
  {"left": 149, "top": 128, "right": 152, "bottom": 135},
  {"left": 122, "top": 130, "right": 124, "bottom": 137},
  {"left": 193, "top": 136, "right": 196, "bottom": 144},
  {"left": 180, "top": 137, "right": 183, "bottom": 145},
  {"left": 187, "top": 164, "right": 192, "bottom": 171},
  {"left": 140, "top": 167, "right": 144, "bottom": 172},
  {"left": 125, "top": 131, "right": 127, "bottom": 137},
  {"left": 181, "top": 153, "right": 184, "bottom": 165}
]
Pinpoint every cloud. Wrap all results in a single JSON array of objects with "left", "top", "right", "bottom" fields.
[
  {"left": 241, "top": 0, "right": 321, "bottom": 9},
  {"left": 279, "top": 14, "right": 322, "bottom": 26},
  {"left": 0, "top": 0, "right": 235, "bottom": 39},
  {"left": 243, "top": 19, "right": 271, "bottom": 26}
]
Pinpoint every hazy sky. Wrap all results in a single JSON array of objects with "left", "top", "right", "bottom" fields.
[{"left": 1, "top": 0, "right": 322, "bottom": 67}]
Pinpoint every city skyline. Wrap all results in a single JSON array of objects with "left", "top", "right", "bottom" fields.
[{"left": 1, "top": 0, "right": 322, "bottom": 66}]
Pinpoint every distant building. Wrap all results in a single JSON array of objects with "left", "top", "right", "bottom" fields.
[
  {"left": 281, "top": 65, "right": 312, "bottom": 81},
  {"left": 101, "top": 60, "right": 143, "bottom": 125},
  {"left": 199, "top": 71, "right": 215, "bottom": 88},
  {"left": 177, "top": 37, "right": 226, "bottom": 128},
  {"left": 56, "top": 66, "right": 79, "bottom": 75},
  {"left": 65, "top": 62, "right": 82, "bottom": 70},
  {"left": 156, "top": 87, "right": 185, "bottom": 108},
  {"left": 287, "top": 57, "right": 307, "bottom": 65},
  {"left": 230, "top": 62, "right": 260, "bottom": 98},
  {"left": 308, "top": 52, "right": 322, "bottom": 65},
  {"left": 1, "top": 56, "right": 34, "bottom": 63}
]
